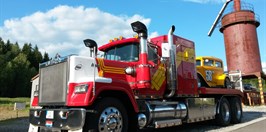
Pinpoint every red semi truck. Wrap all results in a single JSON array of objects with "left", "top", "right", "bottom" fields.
[{"left": 29, "top": 21, "right": 243, "bottom": 132}]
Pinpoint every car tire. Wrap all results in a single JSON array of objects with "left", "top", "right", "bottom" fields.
[
  {"left": 224, "top": 78, "right": 232, "bottom": 89},
  {"left": 197, "top": 74, "right": 208, "bottom": 87}
]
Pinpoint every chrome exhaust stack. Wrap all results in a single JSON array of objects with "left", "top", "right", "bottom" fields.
[
  {"left": 165, "top": 25, "right": 177, "bottom": 98},
  {"left": 131, "top": 21, "right": 151, "bottom": 89}
]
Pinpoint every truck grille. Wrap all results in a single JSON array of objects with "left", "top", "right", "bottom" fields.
[{"left": 39, "top": 61, "right": 68, "bottom": 105}]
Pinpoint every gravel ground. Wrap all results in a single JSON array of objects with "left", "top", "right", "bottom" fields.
[{"left": 0, "top": 106, "right": 265, "bottom": 132}]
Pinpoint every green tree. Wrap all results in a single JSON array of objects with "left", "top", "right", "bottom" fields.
[
  {"left": 0, "top": 37, "right": 5, "bottom": 54},
  {"left": 43, "top": 52, "right": 50, "bottom": 62},
  {"left": 22, "top": 43, "right": 32, "bottom": 56},
  {"left": 243, "top": 78, "right": 266, "bottom": 92},
  {"left": 31, "top": 45, "right": 43, "bottom": 70},
  {"left": 0, "top": 40, "right": 50, "bottom": 97}
]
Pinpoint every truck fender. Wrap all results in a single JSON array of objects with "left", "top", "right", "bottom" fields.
[{"left": 93, "top": 86, "right": 139, "bottom": 113}]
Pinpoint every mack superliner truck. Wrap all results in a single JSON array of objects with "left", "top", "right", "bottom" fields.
[{"left": 29, "top": 21, "right": 243, "bottom": 132}]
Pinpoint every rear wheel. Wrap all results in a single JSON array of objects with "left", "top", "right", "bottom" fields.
[
  {"left": 230, "top": 97, "right": 242, "bottom": 124},
  {"left": 215, "top": 98, "right": 231, "bottom": 126},
  {"left": 83, "top": 97, "right": 128, "bottom": 132}
]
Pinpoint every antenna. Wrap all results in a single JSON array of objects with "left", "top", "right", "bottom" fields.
[{"left": 208, "top": 0, "right": 233, "bottom": 36}]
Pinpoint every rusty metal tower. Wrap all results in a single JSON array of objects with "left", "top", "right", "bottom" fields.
[
  {"left": 209, "top": 0, "right": 265, "bottom": 105},
  {"left": 220, "top": 0, "right": 261, "bottom": 75}
]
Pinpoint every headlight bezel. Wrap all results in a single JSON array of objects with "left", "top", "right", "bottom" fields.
[{"left": 74, "top": 84, "right": 89, "bottom": 93}]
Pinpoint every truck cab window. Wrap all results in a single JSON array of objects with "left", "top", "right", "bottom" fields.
[{"left": 104, "top": 43, "right": 139, "bottom": 62}]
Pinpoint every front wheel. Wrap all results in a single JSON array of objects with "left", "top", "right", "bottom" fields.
[{"left": 83, "top": 97, "right": 128, "bottom": 132}]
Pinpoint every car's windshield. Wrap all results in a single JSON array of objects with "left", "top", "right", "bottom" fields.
[
  {"left": 104, "top": 43, "right": 139, "bottom": 62},
  {"left": 215, "top": 61, "right": 222, "bottom": 68},
  {"left": 204, "top": 59, "right": 214, "bottom": 66}
]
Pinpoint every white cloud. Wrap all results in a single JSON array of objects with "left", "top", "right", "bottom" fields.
[
  {"left": 149, "top": 32, "right": 159, "bottom": 39},
  {"left": 183, "top": 0, "right": 226, "bottom": 4},
  {"left": 0, "top": 5, "right": 154, "bottom": 57},
  {"left": 262, "top": 62, "right": 266, "bottom": 74},
  {"left": 224, "top": 65, "right": 228, "bottom": 71}
]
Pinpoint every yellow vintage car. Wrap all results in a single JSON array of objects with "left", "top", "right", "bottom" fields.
[{"left": 196, "top": 56, "right": 231, "bottom": 88}]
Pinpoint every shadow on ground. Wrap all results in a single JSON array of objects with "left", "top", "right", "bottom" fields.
[
  {"left": 0, "top": 117, "right": 29, "bottom": 132},
  {"left": 0, "top": 109, "right": 265, "bottom": 132},
  {"left": 140, "top": 111, "right": 266, "bottom": 132}
]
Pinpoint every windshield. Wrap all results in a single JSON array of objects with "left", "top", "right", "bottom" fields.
[
  {"left": 104, "top": 43, "right": 139, "bottom": 62},
  {"left": 204, "top": 59, "right": 214, "bottom": 66}
]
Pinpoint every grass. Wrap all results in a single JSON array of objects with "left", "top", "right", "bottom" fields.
[
  {"left": 0, "top": 97, "right": 30, "bottom": 106},
  {"left": 0, "top": 97, "right": 30, "bottom": 121}
]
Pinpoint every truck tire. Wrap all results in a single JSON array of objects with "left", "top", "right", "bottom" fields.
[
  {"left": 215, "top": 98, "right": 231, "bottom": 126},
  {"left": 83, "top": 97, "right": 128, "bottom": 132},
  {"left": 230, "top": 97, "right": 242, "bottom": 124}
]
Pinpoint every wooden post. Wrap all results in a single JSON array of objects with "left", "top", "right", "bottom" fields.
[{"left": 247, "top": 93, "right": 251, "bottom": 106}]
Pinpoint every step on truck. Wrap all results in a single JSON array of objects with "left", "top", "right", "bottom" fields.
[{"left": 29, "top": 21, "right": 243, "bottom": 132}]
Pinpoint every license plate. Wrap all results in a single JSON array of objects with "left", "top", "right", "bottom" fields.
[
  {"left": 46, "top": 110, "right": 54, "bottom": 119},
  {"left": 45, "top": 120, "right": 53, "bottom": 127}
]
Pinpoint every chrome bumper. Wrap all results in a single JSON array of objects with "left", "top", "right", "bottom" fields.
[{"left": 29, "top": 108, "right": 86, "bottom": 130}]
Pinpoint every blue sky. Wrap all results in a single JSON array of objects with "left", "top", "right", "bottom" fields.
[{"left": 0, "top": 0, "right": 265, "bottom": 72}]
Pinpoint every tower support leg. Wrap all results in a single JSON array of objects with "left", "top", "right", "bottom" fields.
[{"left": 258, "top": 77, "right": 265, "bottom": 105}]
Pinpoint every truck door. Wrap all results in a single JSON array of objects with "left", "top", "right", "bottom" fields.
[
  {"left": 149, "top": 45, "right": 166, "bottom": 93},
  {"left": 203, "top": 58, "right": 216, "bottom": 86},
  {"left": 212, "top": 60, "right": 223, "bottom": 86}
]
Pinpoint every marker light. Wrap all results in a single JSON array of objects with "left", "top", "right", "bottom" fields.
[
  {"left": 119, "top": 36, "right": 124, "bottom": 40},
  {"left": 133, "top": 34, "right": 139, "bottom": 39}
]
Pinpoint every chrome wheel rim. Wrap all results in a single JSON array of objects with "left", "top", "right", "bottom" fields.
[{"left": 98, "top": 107, "right": 123, "bottom": 132}]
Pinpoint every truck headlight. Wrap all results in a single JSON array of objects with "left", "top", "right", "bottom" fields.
[{"left": 74, "top": 84, "right": 88, "bottom": 93}]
